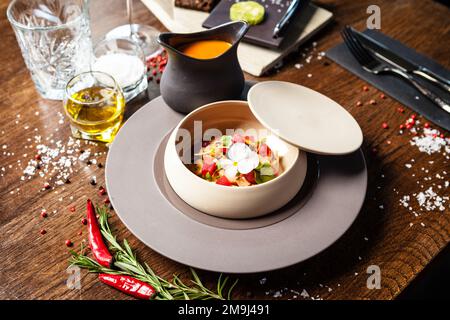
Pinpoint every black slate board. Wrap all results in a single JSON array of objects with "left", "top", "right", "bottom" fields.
[
  {"left": 326, "top": 29, "right": 450, "bottom": 131},
  {"left": 203, "top": 0, "right": 310, "bottom": 48}
]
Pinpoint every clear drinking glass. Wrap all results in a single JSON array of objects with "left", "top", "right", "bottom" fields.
[
  {"left": 7, "top": 0, "right": 93, "bottom": 100},
  {"left": 105, "top": 0, "right": 161, "bottom": 59},
  {"left": 64, "top": 71, "right": 126, "bottom": 143}
]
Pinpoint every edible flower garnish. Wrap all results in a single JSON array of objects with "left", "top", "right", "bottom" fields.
[
  {"left": 189, "top": 133, "right": 282, "bottom": 186},
  {"left": 220, "top": 143, "right": 260, "bottom": 180}
]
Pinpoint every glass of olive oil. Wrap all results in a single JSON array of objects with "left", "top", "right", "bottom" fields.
[{"left": 64, "top": 71, "right": 125, "bottom": 143}]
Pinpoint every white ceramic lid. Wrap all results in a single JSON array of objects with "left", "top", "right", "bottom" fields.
[{"left": 247, "top": 81, "right": 363, "bottom": 155}]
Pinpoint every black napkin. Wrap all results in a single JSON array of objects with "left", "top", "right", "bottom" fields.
[{"left": 326, "top": 29, "right": 450, "bottom": 131}]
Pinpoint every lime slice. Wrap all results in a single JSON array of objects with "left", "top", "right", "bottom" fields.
[{"left": 230, "top": 1, "right": 265, "bottom": 26}]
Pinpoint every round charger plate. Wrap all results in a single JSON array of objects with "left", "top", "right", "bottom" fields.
[{"left": 106, "top": 97, "right": 367, "bottom": 273}]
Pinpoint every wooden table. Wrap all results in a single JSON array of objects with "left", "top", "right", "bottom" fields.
[{"left": 0, "top": 0, "right": 449, "bottom": 300}]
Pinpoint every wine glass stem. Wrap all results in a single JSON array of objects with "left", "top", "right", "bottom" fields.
[{"left": 127, "top": 0, "right": 134, "bottom": 37}]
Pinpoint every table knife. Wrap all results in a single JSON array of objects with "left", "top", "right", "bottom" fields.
[{"left": 353, "top": 28, "right": 450, "bottom": 92}]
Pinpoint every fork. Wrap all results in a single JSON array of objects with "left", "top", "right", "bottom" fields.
[{"left": 341, "top": 26, "right": 450, "bottom": 114}]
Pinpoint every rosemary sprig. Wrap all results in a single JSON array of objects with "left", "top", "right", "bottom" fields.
[{"left": 69, "top": 206, "right": 238, "bottom": 300}]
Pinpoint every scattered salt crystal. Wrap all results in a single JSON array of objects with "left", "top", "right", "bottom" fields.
[
  {"left": 300, "top": 289, "right": 309, "bottom": 298},
  {"left": 405, "top": 164, "right": 412, "bottom": 169},
  {"left": 273, "top": 291, "right": 282, "bottom": 298},
  {"left": 410, "top": 128, "right": 447, "bottom": 155},
  {"left": 400, "top": 195, "right": 410, "bottom": 208}
]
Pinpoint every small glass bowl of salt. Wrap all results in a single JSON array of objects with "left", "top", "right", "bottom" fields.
[{"left": 92, "top": 37, "right": 148, "bottom": 101}]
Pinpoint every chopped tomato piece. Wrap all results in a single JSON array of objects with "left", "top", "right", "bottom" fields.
[
  {"left": 216, "top": 176, "right": 232, "bottom": 186},
  {"left": 243, "top": 171, "right": 256, "bottom": 184},
  {"left": 201, "top": 157, "right": 217, "bottom": 177},
  {"left": 232, "top": 133, "right": 245, "bottom": 143},
  {"left": 259, "top": 143, "right": 272, "bottom": 157}
]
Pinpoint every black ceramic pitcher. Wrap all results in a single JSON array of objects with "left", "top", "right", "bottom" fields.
[{"left": 157, "top": 21, "right": 249, "bottom": 114}]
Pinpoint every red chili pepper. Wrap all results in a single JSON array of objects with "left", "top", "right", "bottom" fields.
[
  {"left": 98, "top": 274, "right": 156, "bottom": 300},
  {"left": 87, "top": 199, "right": 113, "bottom": 268}
]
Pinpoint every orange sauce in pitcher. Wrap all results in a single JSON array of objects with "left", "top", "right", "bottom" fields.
[{"left": 179, "top": 40, "right": 232, "bottom": 60}]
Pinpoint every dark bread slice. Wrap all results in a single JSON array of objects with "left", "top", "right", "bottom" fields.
[{"left": 174, "top": 0, "right": 219, "bottom": 12}]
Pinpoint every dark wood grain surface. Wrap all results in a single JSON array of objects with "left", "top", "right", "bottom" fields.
[{"left": 0, "top": 0, "right": 449, "bottom": 300}]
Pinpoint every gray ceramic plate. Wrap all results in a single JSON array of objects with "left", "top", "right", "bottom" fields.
[{"left": 106, "top": 97, "right": 368, "bottom": 273}]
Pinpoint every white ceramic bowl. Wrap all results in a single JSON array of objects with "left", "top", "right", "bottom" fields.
[{"left": 164, "top": 100, "right": 307, "bottom": 219}]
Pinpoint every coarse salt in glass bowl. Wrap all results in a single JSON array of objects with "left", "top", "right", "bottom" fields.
[{"left": 92, "top": 37, "right": 148, "bottom": 101}]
